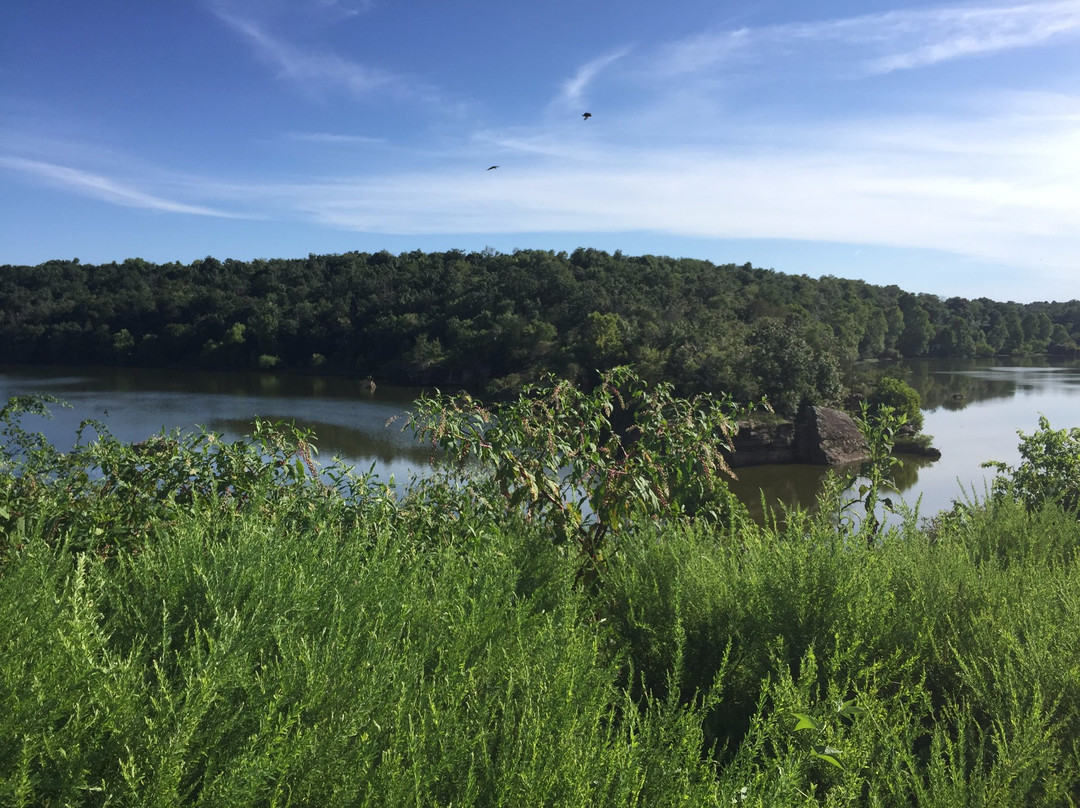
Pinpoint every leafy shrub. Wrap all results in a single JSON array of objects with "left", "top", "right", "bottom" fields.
[
  {"left": 407, "top": 367, "right": 760, "bottom": 568},
  {"left": 0, "top": 396, "right": 726, "bottom": 807},
  {"left": 6, "top": 392, "right": 1080, "bottom": 806},
  {"left": 0, "top": 395, "right": 371, "bottom": 559},
  {"left": 985, "top": 414, "right": 1080, "bottom": 515},
  {"left": 867, "top": 376, "right": 923, "bottom": 432}
]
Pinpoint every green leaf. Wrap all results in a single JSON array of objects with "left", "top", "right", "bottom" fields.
[
  {"left": 812, "top": 746, "right": 845, "bottom": 769},
  {"left": 791, "top": 712, "right": 820, "bottom": 732},
  {"left": 836, "top": 699, "right": 865, "bottom": 719}
]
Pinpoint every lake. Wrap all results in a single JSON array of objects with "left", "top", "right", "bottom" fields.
[
  {"left": 0, "top": 366, "right": 431, "bottom": 485},
  {"left": 3, "top": 358, "right": 1079, "bottom": 520},
  {"left": 731, "top": 356, "right": 1080, "bottom": 520}
]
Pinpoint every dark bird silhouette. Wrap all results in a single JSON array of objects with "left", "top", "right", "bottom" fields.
[
  {"left": 487, "top": 165, "right": 499, "bottom": 170},
  {"left": 582, "top": 112, "right": 592, "bottom": 120}
]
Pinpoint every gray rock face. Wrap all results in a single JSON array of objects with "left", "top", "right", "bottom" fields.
[
  {"left": 795, "top": 405, "right": 870, "bottom": 467},
  {"left": 729, "top": 406, "right": 870, "bottom": 468},
  {"left": 729, "top": 420, "right": 797, "bottom": 467}
]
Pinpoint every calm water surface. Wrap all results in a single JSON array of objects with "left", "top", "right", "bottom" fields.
[
  {"left": 731, "top": 356, "right": 1080, "bottom": 520},
  {"left": 3, "top": 358, "right": 1079, "bottom": 519},
  {"left": 0, "top": 366, "right": 431, "bottom": 485}
]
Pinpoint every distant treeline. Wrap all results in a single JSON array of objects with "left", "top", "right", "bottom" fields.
[{"left": 2, "top": 248, "right": 1078, "bottom": 413}]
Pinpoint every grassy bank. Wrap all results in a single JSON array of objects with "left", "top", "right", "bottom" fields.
[{"left": 2, "top": 392, "right": 1080, "bottom": 806}]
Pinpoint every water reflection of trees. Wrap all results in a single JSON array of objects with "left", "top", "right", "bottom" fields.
[
  {"left": 730, "top": 464, "right": 834, "bottom": 523},
  {"left": 729, "top": 450, "right": 945, "bottom": 526},
  {"left": 901, "top": 363, "right": 1014, "bottom": 410},
  {"left": 27, "top": 365, "right": 423, "bottom": 404},
  {"left": 890, "top": 452, "right": 941, "bottom": 491},
  {"left": 211, "top": 417, "right": 433, "bottom": 467},
  {"left": 892, "top": 357, "right": 1080, "bottom": 411}
]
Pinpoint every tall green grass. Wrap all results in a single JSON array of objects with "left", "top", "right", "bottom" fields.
[
  {"left": 3, "top": 398, "right": 1080, "bottom": 805},
  {"left": 600, "top": 499, "right": 1080, "bottom": 805},
  {"left": 0, "top": 447, "right": 721, "bottom": 805}
]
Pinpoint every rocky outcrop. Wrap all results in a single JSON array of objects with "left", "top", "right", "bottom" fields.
[
  {"left": 729, "top": 420, "right": 797, "bottom": 467},
  {"left": 796, "top": 405, "right": 871, "bottom": 466},
  {"left": 729, "top": 406, "right": 870, "bottom": 468}
]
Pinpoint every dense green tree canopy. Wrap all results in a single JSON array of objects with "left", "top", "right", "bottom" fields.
[
  {"left": 2, "top": 250, "right": 1077, "bottom": 408},
  {"left": 867, "top": 376, "right": 924, "bottom": 432}
]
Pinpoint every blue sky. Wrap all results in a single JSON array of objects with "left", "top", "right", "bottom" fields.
[{"left": 2, "top": 1, "right": 1079, "bottom": 302}]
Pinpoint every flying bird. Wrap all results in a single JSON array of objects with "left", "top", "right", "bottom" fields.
[
  {"left": 487, "top": 165, "right": 499, "bottom": 170},
  {"left": 582, "top": 112, "right": 592, "bottom": 120}
]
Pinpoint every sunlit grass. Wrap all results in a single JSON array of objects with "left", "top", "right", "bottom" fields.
[{"left": 3, "top": 398, "right": 1080, "bottom": 805}]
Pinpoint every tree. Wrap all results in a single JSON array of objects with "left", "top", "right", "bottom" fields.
[
  {"left": 1003, "top": 309, "right": 1025, "bottom": 353},
  {"left": 405, "top": 333, "right": 447, "bottom": 382},
  {"left": 224, "top": 321, "right": 248, "bottom": 367},
  {"left": 744, "top": 320, "right": 840, "bottom": 417},
  {"left": 112, "top": 328, "right": 136, "bottom": 363},
  {"left": 406, "top": 367, "right": 756, "bottom": 571},
  {"left": 985, "top": 416, "right": 1080, "bottom": 514},
  {"left": 866, "top": 376, "right": 923, "bottom": 432},
  {"left": 931, "top": 315, "right": 976, "bottom": 357},
  {"left": 1049, "top": 324, "right": 1077, "bottom": 354},
  {"left": 883, "top": 305, "right": 905, "bottom": 353},
  {"left": 581, "top": 311, "right": 625, "bottom": 368},
  {"left": 986, "top": 319, "right": 1009, "bottom": 354},
  {"left": 1022, "top": 312, "right": 1053, "bottom": 352},
  {"left": 897, "top": 305, "right": 932, "bottom": 357},
  {"left": 858, "top": 308, "right": 887, "bottom": 358}
]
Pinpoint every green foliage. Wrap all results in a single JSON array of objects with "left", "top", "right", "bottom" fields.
[
  {"left": 407, "top": 367, "right": 758, "bottom": 567},
  {"left": 581, "top": 310, "right": 627, "bottom": 368},
  {"left": 0, "top": 402, "right": 725, "bottom": 807},
  {"left": 985, "top": 414, "right": 1080, "bottom": 514},
  {"left": 898, "top": 300, "right": 934, "bottom": 357},
  {"left": 600, "top": 494, "right": 1080, "bottom": 806},
  {"left": 791, "top": 697, "right": 866, "bottom": 770},
  {"left": 4, "top": 250, "right": 1075, "bottom": 409},
  {"left": 816, "top": 401, "right": 908, "bottom": 540},
  {"left": 867, "top": 375, "right": 924, "bottom": 432},
  {"left": 743, "top": 319, "right": 842, "bottom": 416},
  {"left": 5, "top": 395, "right": 1080, "bottom": 805},
  {"left": 0, "top": 395, "right": 367, "bottom": 560}
]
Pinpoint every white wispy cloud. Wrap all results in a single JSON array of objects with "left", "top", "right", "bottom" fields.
[
  {"left": 0, "top": 157, "right": 243, "bottom": 217},
  {"left": 210, "top": 0, "right": 372, "bottom": 29},
  {"left": 231, "top": 95, "right": 1079, "bottom": 274},
  {"left": 555, "top": 47, "right": 633, "bottom": 109},
  {"left": 470, "top": 130, "right": 602, "bottom": 162},
  {"left": 309, "top": 0, "right": 370, "bottom": 21},
  {"left": 285, "top": 131, "right": 386, "bottom": 145},
  {"left": 867, "top": 1, "right": 1080, "bottom": 72},
  {"left": 208, "top": 4, "right": 464, "bottom": 114},
  {"left": 656, "top": 1, "right": 1080, "bottom": 77},
  {"left": 652, "top": 28, "right": 752, "bottom": 77},
  {"left": 211, "top": 9, "right": 392, "bottom": 95}
]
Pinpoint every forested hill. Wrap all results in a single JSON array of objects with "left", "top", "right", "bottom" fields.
[{"left": 3, "top": 248, "right": 1079, "bottom": 413}]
